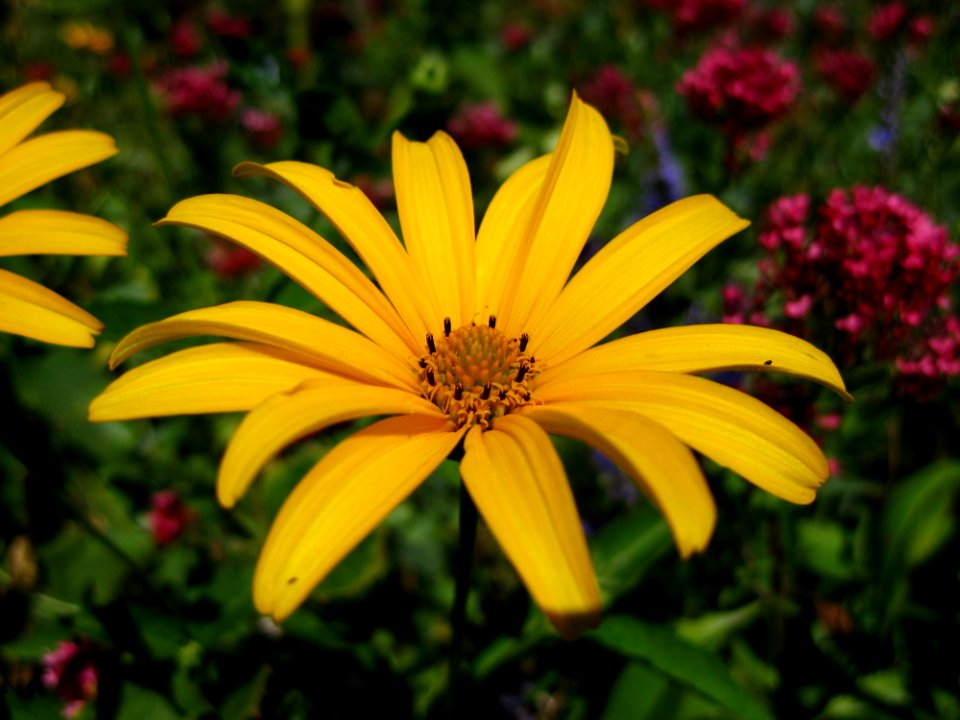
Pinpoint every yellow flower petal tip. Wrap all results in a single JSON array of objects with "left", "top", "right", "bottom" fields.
[
  {"left": 91, "top": 93, "right": 844, "bottom": 633},
  {"left": 0, "top": 82, "right": 125, "bottom": 348}
]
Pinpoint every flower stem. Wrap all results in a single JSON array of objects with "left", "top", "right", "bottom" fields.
[{"left": 448, "top": 479, "right": 478, "bottom": 713}]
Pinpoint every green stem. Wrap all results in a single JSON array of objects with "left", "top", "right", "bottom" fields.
[{"left": 448, "top": 479, "right": 478, "bottom": 714}]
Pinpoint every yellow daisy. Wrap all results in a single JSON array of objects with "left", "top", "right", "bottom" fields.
[
  {"left": 89, "top": 94, "right": 847, "bottom": 638},
  {"left": 0, "top": 82, "right": 126, "bottom": 348}
]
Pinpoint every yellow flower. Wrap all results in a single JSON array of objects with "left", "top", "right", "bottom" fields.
[
  {"left": 89, "top": 94, "right": 847, "bottom": 638},
  {"left": 0, "top": 82, "right": 126, "bottom": 347},
  {"left": 61, "top": 21, "right": 115, "bottom": 54}
]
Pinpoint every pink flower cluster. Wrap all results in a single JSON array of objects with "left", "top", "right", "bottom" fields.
[
  {"left": 447, "top": 102, "right": 517, "bottom": 150},
  {"left": 728, "top": 187, "right": 960, "bottom": 390},
  {"left": 678, "top": 44, "right": 800, "bottom": 132},
  {"left": 42, "top": 641, "right": 99, "bottom": 718},
  {"left": 156, "top": 62, "right": 240, "bottom": 122}
]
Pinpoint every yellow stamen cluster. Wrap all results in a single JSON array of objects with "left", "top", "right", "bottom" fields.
[{"left": 417, "top": 317, "right": 538, "bottom": 430}]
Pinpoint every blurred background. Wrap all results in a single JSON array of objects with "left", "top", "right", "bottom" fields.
[{"left": 1, "top": 0, "right": 958, "bottom": 717}]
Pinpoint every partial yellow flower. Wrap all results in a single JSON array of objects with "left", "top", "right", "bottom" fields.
[
  {"left": 61, "top": 21, "right": 115, "bottom": 54},
  {"left": 0, "top": 82, "right": 126, "bottom": 347},
  {"left": 89, "top": 93, "right": 847, "bottom": 638}
]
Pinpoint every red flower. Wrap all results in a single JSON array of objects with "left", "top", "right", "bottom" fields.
[
  {"left": 745, "top": 187, "right": 960, "bottom": 389},
  {"left": 867, "top": 2, "right": 909, "bottom": 42},
  {"left": 678, "top": 44, "right": 800, "bottom": 131},
  {"left": 240, "top": 108, "right": 283, "bottom": 150},
  {"left": 206, "top": 8, "right": 253, "bottom": 38},
  {"left": 171, "top": 20, "right": 202, "bottom": 57},
  {"left": 814, "top": 6, "right": 846, "bottom": 43},
  {"left": 646, "top": 0, "right": 745, "bottom": 35},
  {"left": 447, "top": 102, "right": 518, "bottom": 150},
  {"left": 149, "top": 490, "right": 196, "bottom": 545},
  {"left": 156, "top": 62, "right": 241, "bottom": 122},
  {"left": 42, "top": 641, "right": 99, "bottom": 718},
  {"left": 501, "top": 22, "right": 531, "bottom": 51},
  {"left": 579, "top": 65, "right": 644, "bottom": 139},
  {"left": 206, "top": 239, "right": 263, "bottom": 278},
  {"left": 814, "top": 49, "right": 877, "bottom": 103}
]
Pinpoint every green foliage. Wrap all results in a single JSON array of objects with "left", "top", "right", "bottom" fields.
[{"left": 2, "top": 0, "right": 959, "bottom": 717}]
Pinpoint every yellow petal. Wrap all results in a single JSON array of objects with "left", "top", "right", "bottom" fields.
[
  {"left": 254, "top": 414, "right": 461, "bottom": 620},
  {"left": 158, "top": 194, "right": 416, "bottom": 357},
  {"left": 217, "top": 378, "right": 443, "bottom": 507},
  {"left": 392, "top": 131, "right": 476, "bottom": 329},
  {"left": 108, "top": 301, "right": 418, "bottom": 392},
  {"left": 460, "top": 415, "right": 601, "bottom": 638},
  {"left": 0, "top": 82, "right": 64, "bottom": 157},
  {"left": 0, "top": 130, "right": 118, "bottom": 207},
  {"left": 474, "top": 154, "right": 552, "bottom": 322},
  {"left": 0, "top": 268, "right": 100, "bottom": 347},
  {"left": 519, "top": 403, "right": 716, "bottom": 557},
  {"left": 233, "top": 160, "right": 430, "bottom": 342},
  {"left": 541, "top": 324, "right": 851, "bottom": 401},
  {"left": 529, "top": 195, "right": 750, "bottom": 366},
  {"left": 496, "top": 94, "right": 614, "bottom": 336},
  {"left": 89, "top": 343, "right": 334, "bottom": 421},
  {"left": 0, "top": 210, "right": 127, "bottom": 257},
  {"left": 535, "top": 370, "right": 828, "bottom": 504}
]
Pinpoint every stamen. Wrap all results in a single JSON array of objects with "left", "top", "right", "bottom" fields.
[
  {"left": 498, "top": 389, "right": 507, "bottom": 400},
  {"left": 426, "top": 332, "right": 436, "bottom": 354},
  {"left": 519, "top": 333, "right": 529, "bottom": 352},
  {"left": 426, "top": 368, "right": 436, "bottom": 386},
  {"left": 418, "top": 358, "right": 427, "bottom": 368},
  {"left": 454, "top": 383, "right": 463, "bottom": 400},
  {"left": 443, "top": 317, "right": 452, "bottom": 337},
  {"left": 480, "top": 383, "right": 492, "bottom": 400},
  {"left": 488, "top": 315, "right": 496, "bottom": 328},
  {"left": 516, "top": 363, "right": 528, "bottom": 383}
]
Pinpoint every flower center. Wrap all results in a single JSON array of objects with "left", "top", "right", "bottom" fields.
[{"left": 417, "top": 316, "right": 538, "bottom": 430}]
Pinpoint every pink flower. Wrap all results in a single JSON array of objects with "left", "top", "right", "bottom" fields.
[
  {"left": 814, "top": 6, "right": 846, "bottom": 41},
  {"left": 156, "top": 62, "right": 241, "bottom": 122},
  {"left": 646, "top": 0, "right": 745, "bottom": 35},
  {"left": 42, "top": 641, "right": 99, "bottom": 718},
  {"left": 447, "top": 102, "right": 517, "bottom": 150},
  {"left": 149, "top": 490, "right": 195, "bottom": 545},
  {"left": 867, "top": 2, "right": 909, "bottom": 42},
  {"left": 206, "top": 239, "right": 263, "bottom": 278},
  {"left": 501, "top": 22, "right": 531, "bottom": 51},
  {"left": 579, "top": 65, "right": 644, "bottom": 139},
  {"left": 206, "top": 8, "right": 253, "bottom": 38},
  {"left": 171, "top": 20, "right": 202, "bottom": 57},
  {"left": 678, "top": 44, "right": 800, "bottom": 132},
  {"left": 351, "top": 174, "right": 394, "bottom": 211},
  {"left": 814, "top": 49, "right": 877, "bottom": 103},
  {"left": 743, "top": 186, "right": 960, "bottom": 387},
  {"left": 240, "top": 108, "right": 283, "bottom": 150}
]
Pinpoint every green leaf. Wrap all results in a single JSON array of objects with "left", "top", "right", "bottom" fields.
[
  {"left": 882, "top": 461, "right": 960, "bottom": 568},
  {"left": 588, "top": 615, "right": 774, "bottom": 720},
  {"left": 601, "top": 662, "right": 673, "bottom": 720},
  {"left": 879, "top": 460, "right": 960, "bottom": 627},
  {"left": 675, "top": 601, "right": 763, "bottom": 651},
  {"left": 115, "top": 685, "right": 181, "bottom": 720},
  {"left": 590, "top": 506, "right": 673, "bottom": 605},
  {"left": 221, "top": 665, "right": 272, "bottom": 720}
]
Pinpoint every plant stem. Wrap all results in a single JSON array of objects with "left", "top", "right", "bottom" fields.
[{"left": 448, "top": 479, "right": 478, "bottom": 714}]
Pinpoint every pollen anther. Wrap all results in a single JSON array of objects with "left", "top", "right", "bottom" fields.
[{"left": 414, "top": 321, "right": 539, "bottom": 430}]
